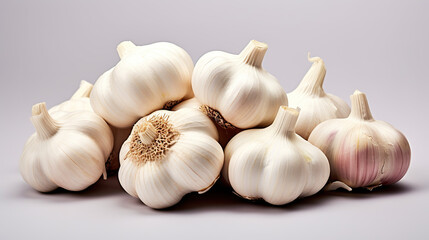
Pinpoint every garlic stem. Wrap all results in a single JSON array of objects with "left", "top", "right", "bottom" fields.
[
  {"left": 117, "top": 41, "right": 137, "bottom": 59},
  {"left": 70, "top": 80, "right": 93, "bottom": 99},
  {"left": 31, "top": 103, "right": 59, "bottom": 140},
  {"left": 239, "top": 40, "right": 268, "bottom": 68},
  {"left": 270, "top": 106, "right": 299, "bottom": 136},
  {"left": 138, "top": 122, "right": 158, "bottom": 145},
  {"left": 349, "top": 90, "right": 374, "bottom": 121},
  {"left": 294, "top": 53, "right": 326, "bottom": 96}
]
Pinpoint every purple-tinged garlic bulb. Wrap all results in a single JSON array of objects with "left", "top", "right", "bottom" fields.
[{"left": 308, "top": 90, "right": 411, "bottom": 190}]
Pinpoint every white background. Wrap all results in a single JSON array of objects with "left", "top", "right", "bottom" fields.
[{"left": 1, "top": 1, "right": 428, "bottom": 239}]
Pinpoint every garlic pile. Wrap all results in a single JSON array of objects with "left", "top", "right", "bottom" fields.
[
  {"left": 223, "top": 106, "right": 330, "bottom": 205},
  {"left": 21, "top": 39, "right": 411, "bottom": 208},
  {"left": 287, "top": 54, "right": 350, "bottom": 139},
  {"left": 308, "top": 90, "right": 411, "bottom": 190}
]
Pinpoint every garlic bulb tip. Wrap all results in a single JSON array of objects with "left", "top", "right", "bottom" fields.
[
  {"left": 240, "top": 40, "right": 268, "bottom": 67},
  {"left": 70, "top": 80, "right": 93, "bottom": 99},
  {"left": 117, "top": 41, "right": 137, "bottom": 59},
  {"left": 270, "top": 106, "right": 300, "bottom": 134},
  {"left": 307, "top": 52, "right": 322, "bottom": 63},
  {"left": 31, "top": 102, "right": 59, "bottom": 139},
  {"left": 349, "top": 90, "right": 374, "bottom": 120}
]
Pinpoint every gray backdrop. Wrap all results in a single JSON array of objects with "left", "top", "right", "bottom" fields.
[{"left": 1, "top": 0, "right": 428, "bottom": 239}]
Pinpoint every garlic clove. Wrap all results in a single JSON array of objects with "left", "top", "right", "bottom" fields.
[
  {"left": 135, "top": 161, "right": 184, "bottom": 209},
  {"left": 118, "top": 158, "right": 139, "bottom": 197},
  {"left": 222, "top": 129, "right": 260, "bottom": 186},
  {"left": 258, "top": 145, "right": 308, "bottom": 205},
  {"left": 20, "top": 136, "right": 57, "bottom": 192},
  {"left": 227, "top": 141, "right": 278, "bottom": 200},
  {"left": 370, "top": 121, "right": 411, "bottom": 185},
  {"left": 169, "top": 107, "right": 219, "bottom": 141},
  {"left": 296, "top": 136, "right": 331, "bottom": 197},
  {"left": 166, "top": 133, "right": 224, "bottom": 192},
  {"left": 43, "top": 138, "right": 105, "bottom": 191}
]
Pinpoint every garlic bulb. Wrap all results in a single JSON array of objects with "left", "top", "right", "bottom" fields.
[
  {"left": 49, "top": 80, "right": 132, "bottom": 172},
  {"left": 172, "top": 98, "right": 242, "bottom": 147},
  {"left": 223, "top": 106, "right": 330, "bottom": 205},
  {"left": 20, "top": 103, "right": 113, "bottom": 192},
  {"left": 90, "top": 41, "right": 194, "bottom": 128},
  {"left": 118, "top": 108, "right": 224, "bottom": 209},
  {"left": 287, "top": 54, "right": 350, "bottom": 139},
  {"left": 192, "top": 40, "right": 288, "bottom": 129},
  {"left": 308, "top": 90, "right": 411, "bottom": 190}
]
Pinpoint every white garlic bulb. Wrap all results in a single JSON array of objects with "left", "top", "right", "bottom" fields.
[
  {"left": 223, "top": 106, "right": 330, "bottom": 205},
  {"left": 20, "top": 103, "right": 113, "bottom": 192},
  {"left": 49, "top": 80, "right": 132, "bottom": 172},
  {"left": 118, "top": 108, "right": 224, "bottom": 209},
  {"left": 192, "top": 40, "right": 288, "bottom": 129},
  {"left": 90, "top": 41, "right": 194, "bottom": 128},
  {"left": 172, "top": 98, "right": 242, "bottom": 147},
  {"left": 308, "top": 90, "right": 411, "bottom": 190},
  {"left": 287, "top": 54, "right": 350, "bottom": 139}
]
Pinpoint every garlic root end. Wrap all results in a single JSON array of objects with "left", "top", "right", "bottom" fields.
[{"left": 200, "top": 105, "right": 237, "bottom": 129}]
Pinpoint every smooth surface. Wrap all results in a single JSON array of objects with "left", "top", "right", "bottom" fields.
[{"left": 1, "top": 0, "right": 428, "bottom": 239}]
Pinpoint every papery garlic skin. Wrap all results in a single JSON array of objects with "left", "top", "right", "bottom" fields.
[
  {"left": 308, "top": 90, "right": 411, "bottom": 189},
  {"left": 192, "top": 40, "right": 288, "bottom": 129},
  {"left": 118, "top": 108, "right": 224, "bottom": 209},
  {"left": 287, "top": 54, "right": 350, "bottom": 139},
  {"left": 223, "top": 106, "right": 330, "bottom": 205},
  {"left": 90, "top": 41, "right": 194, "bottom": 128},
  {"left": 20, "top": 103, "right": 113, "bottom": 192},
  {"left": 172, "top": 98, "right": 242, "bottom": 147}
]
